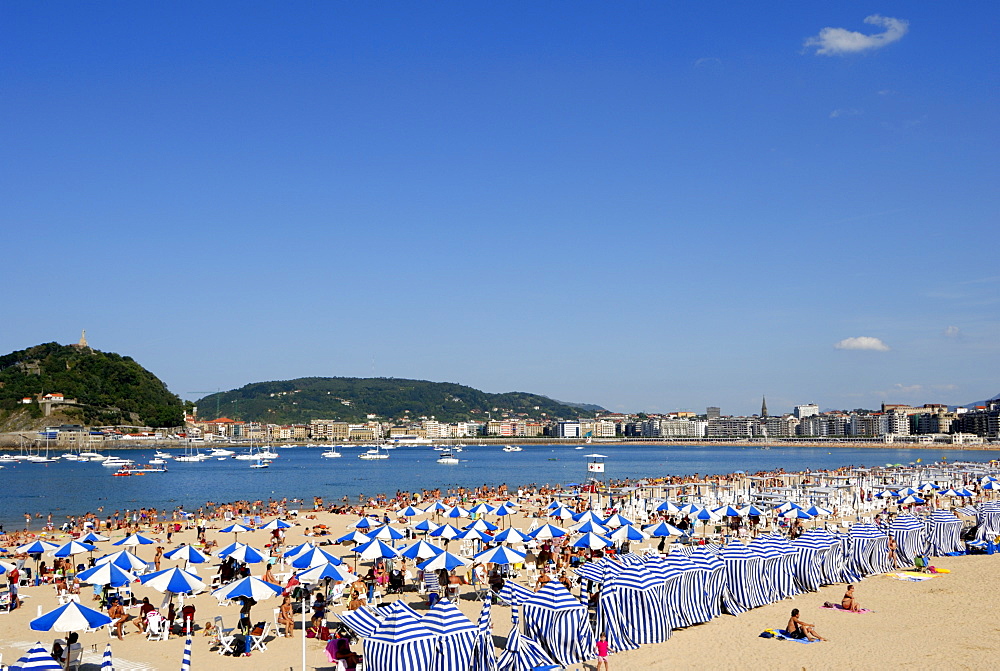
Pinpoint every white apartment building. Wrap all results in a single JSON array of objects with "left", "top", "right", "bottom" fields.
[
  {"left": 557, "top": 421, "right": 582, "bottom": 438},
  {"left": 794, "top": 404, "right": 820, "bottom": 419}
]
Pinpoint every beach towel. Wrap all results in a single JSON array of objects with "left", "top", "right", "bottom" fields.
[
  {"left": 821, "top": 604, "right": 873, "bottom": 613},
  {"left": 774, "top": 630, "right": 815, "bottom": 644},
  {"left": 889, "top": 572, "right": 938, "bottom": 582}
]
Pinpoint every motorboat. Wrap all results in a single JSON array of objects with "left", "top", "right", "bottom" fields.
[
  {"left": 153, "top": 450, "right": 173, "bottom": 460},
  {"left": 436, "top": 452, "right": 459, "bottom": 464},
  {"left": 249, "top": 459, "right": 269, "bottom": 469},
  {"left": 149, "top": 457, "right": 167, "bottom": 465},
  {"left": 101, "top": 456, "right": 135, "bottom": 468},
  {"left": 208, "top": 448, "right": 234, "bottom": 457},
  {"left": 503, "top": 445, "right": 523, "bottom": 452}
]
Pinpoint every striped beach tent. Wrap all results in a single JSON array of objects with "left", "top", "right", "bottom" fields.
[
  {"left": 638, "top": 555, "right": 685, "bottom": 630},
  {"left": 846, "top": 524, "right": 890, "bottom": 577},
  {"left": 763, "top": 534, "right": 802, "bottom": 599},
  {"left": 423, "top": 600, "right": 477, "bottom": 671},
  {"left": 747, "top": 538, "right": 783, "bottom": 604},
  {"left": 689, "top": 546, "right": 726, "bottom": 619},
  {"left": 925, "top": 510, "right": 964, "bottom": 556},
  {"left": 520, "top": 581, "right": 596, "bottom": 666},
  {"left": 661, "top": 551, "right": 712, "bottom": 626},
  {"left": 496, "top": 579, "right": 535, "bottom": 607},
  {"left": 596, "top": 583, "right": 639, "bottom": 654},
  {"left": 797, "top": 529, "right": 844, "bottom": 586},
  {"left": 602, "top": 565, "right": 670, "bottom": 646},
  {"left": 471, "top": 598, "right": 497, "bottom": 671},
  {"left": 496, "top": 606, "right": 557, "bottom": 671},
  {"left": 364, "top": 608, "right": 437, "bottom": 671},
  {"left": 718, "top": 541, "right": 766, "bottom": 614},
  {"left": 974, "top": 502, "right": 1000, "bottom": 543},
  {"left": 888, "top": 514, "right": 926, "bottom": 563}
]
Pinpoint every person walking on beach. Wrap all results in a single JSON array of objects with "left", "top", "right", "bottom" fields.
[{"left": 596, "top": 632, "right": 610, "bottom": 670}]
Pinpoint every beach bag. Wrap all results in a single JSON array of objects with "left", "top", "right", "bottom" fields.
[{"left": 759, "top": 631, "right": 774, "bottom": 638}]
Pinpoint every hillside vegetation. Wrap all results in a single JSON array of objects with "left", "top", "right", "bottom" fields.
[
  {"left": 194, "top": 377, "right": 601, "bottom": 424},
  {"left": 0, "top": 343, "right": 184, "bottom": 428}
]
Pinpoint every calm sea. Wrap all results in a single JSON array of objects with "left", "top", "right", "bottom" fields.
[{"left": 4, "top": 443, "right": 999, "bottom": 529}]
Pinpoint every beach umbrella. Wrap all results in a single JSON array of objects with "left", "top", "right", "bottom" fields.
[
  {"left": 366, "top": 525, "right": 406, "bottom": 541},
  {"left": 609, "top": 525, "right": 649, "bottom": 543},
  {"left": 656, "top": 501, "right": 682, "bottom": 514},
  {"left": 938, "top": 488, "right": 961, "bottom": 497},
  {"left": 918, "top": 483, "right": 940, "bottom": 492},
  {"left": 572, "top": 520, "right": 610, "bottom": 535},
  {"left": 874, "top": 490, "right": 895, "bottom": 499},
  {"left": 896, "top": 487, "right": 918, "bottom": 497},
  {"left": 493, "top": 527, "right": 531, "bottom": 545},
  {"left": 690, "top": 507, "right": 722, "bottom": 522},
  {"left": 571, "top": 533, "right": 612, "bottom": 550},
  {"left": 218, "top": 523, "right": 254, "bottom": 539},
  {"left": 336, "top": 530, "right": 372, "bottom": 544},
  {"left": 139, "top": 567, "right": 206, "bottom": 595},
  {"left": 983, "top": 481, "right": 1000, "bottom": 491},
  {"left": 101, "top": 642, "right": 114, "bottom": 671},
  {"left": 258, "top": 518, "right": 292, "bottom": 531},
  {"left": 780, "top": 508, "right": 814, "bottom": 520},
  {"left": 545, "top": 501, "right": 562, "bottom": 510},
  {"left": 643, "top": 521, "right": 686, "bottom": 537},
  {"left": 548, "top": 506, "right": 576, "bottom": 521},
  {"left": 9, "top": 643, "right": 63, "bottom": 670},
  {"left": 283, "top": 542, "right": 316, "bottom": 559},
  {"left": 456, "top": 528, "right": 494, "bottom": 542},
  {"left": 51, "top": 541, "right": 97, "bottom": 558},
  {"left": 418, "top": 551, "right": 468, "bottom": 572},
  {"left": 112, "top": 534, "right": 154, "bottom": 547},
  {"left": 445, "top": 505, "right": 471, "bottom": 519},
  {"left": 773, "top": 501, "right": 803, "bottom": 513},
  {"left": 212, "top": 576, "right": 283, "bottom": 602},
  {"left": 295, "top": 562, "right": 355, "bottom": 584},
  {"left": 216, "top": 542, "right": 265, "bottom": 564},
  {"left": 956, "top": 488, "right": 975, "bottom": 497},
  {"left": 425, "top": 501, "right": 449, "bottom": 513},
  {"left": 179, "top": 635, "right": 191, "bottom": 671},
  {"left": 94, "top": 550, "right": 148, "bottom": 573},
  {"left": 473, "top": 545, "right": 526, "bottom": 566},
  {"left": 465, "top": 518, "right": 500, "bottom": 533},
  {"left": 572, "top": 510, "right": 604, "bottom": 524},
  {"left": 399, "top": 505, "right": 424, "bottom": 517},
  {"left": 528, "top": 524, "right": 567, "bottom": 540},
  {"left": 738, "top": 505, "right": 766, "bottom": 517},
  {"left": 468, "top": 503, "right": 496, "bottom": 516},
  {"left": 430, "top": 524, "right": 464, "bottom": 540},
  {"left": 713, "top": 505, "right": 743, "bottom": 518},
  {"left": 353, "top": 538, "right": 402, "bottom": 561},
  {"left": 76, "top": 563, "right": 136, "bottom": 588},
  {"left": 413, "top": 519, "right": 442, "bottom": 535},
  {"left": 898, "top": 495, "right": 925, "bottom": 505},
  {"left": 163, "top": 545, "right": 209, "bottom": 567},
  {"left": 290, "top": 547, "right": 343, "bottom": 569},
  {"left": 400, "top": 541, "right": 444, "bottom": 560},
  {"left": 352, "top": 517, "right": 375, "bottom": 530},
  {"left": 494, "top": 501, "right": 518, "bottom": 516},
  {"left": 16, "top": 540, "right": 59, "bottom": 556},
  {"left": 602, "top": 514, "right": 634, "bottom": 528},
  {"left": 80, "top": 532, "right": 110, "bottom": 544},
  {"left": 31, "top": 600, "right": 113, "bottom": 633},
  {"left": 804, "top": 506, "right": 833, "bottom": 517},
  {"left": 677, "top": 503, "right": 700, "bottom": 514}
]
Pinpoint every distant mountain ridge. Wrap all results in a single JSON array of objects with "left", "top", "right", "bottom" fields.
[{"left": 193, "top": 377, "right": 600, "bottom": 424}]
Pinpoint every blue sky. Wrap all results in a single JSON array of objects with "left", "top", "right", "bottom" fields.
[{"left": 2, "top": 3, "right": 997, "bottom": 416}]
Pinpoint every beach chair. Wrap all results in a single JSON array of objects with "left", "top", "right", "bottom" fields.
[
  {"left": 250, "top": 621, "right": 270, "bottom": 652},
  {"left": 213, "top": 617, "right": 237, "bottom": 656},
  {"left": 146, "top": 612, "right": 169, "bottom": 641},
  {"left": 272, "top": 608, "right": 286, "bottom": 638},
  {"left": 913, "top": 556, "right": 930, "bottom": 573}
]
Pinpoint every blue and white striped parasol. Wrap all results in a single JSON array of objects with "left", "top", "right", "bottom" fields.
[
  {"left": 216, "top": 542, "right": 265, "bottom": 564},
  {"left": 492, "top": 527, "right": 531, "bottom": 544},
  {"left": 609, "top": 524, "right": 649, "bottom": 543},
  {"left": 258, "top": 518, "right": 292, "bottom": 531},
  {"left": 212, "top": 576, "right": 283, "bottom": 601},
  {"left": 602, "top": 514, "right": 634, "bottom": 528},
  {"left": 9, "top": 642, "right": 63, "bottom": 670},
  {"left": 571, "top": 532, "right": 612, "bottom": 550},
  {"left": 163, "top": 545, "right": 209, "bottom": 565},
  {"left": 655, "top": 501, "right": 682, "bottom": 514},
  {"left": 527, "top": 524, "right": 567, "bottom": 540},
  {"left": 295, "top": 562, "right": 355, "bottom": 584},
  {"left": 31, "top": 600, "right": 113, "bottom": 632},
  {"left": 16, "top": 540, "right": 59, "bottom": 555},
  {"left": 400, "top": 540, "right": 444, "bottom": 560},
  {"left": 52, "top": 541, "right": 98, "bottom": 558},
  {"left": 413, "top": 519, "right": 443, "bottom": 534},
  {"left": 94, "top": 550, "right": 148, "bottom": 572},
  {"left": 445, "top": 505, "right": 471, "bottom": 519},
  {"left": 418, "top": 551, "right": 468, "bottom": 572},
  {"left": 112, "top": 533, "right": 154, "bottom": 547},
  {"left": 473, "top": 545, "right": 526, "bottom": 566},
  {"left": 336, "top": 530, "right": 372, "bottom": 544},
  {"left": 76, "top": 562, "right": 136, "bottom": 588},
  {"left": 139, "top": 567, "right": 206, "bottom": 595},
  {"left": 218, "top": 523, "right": 254, "bottom": 535},
  {"left": 468, "top": 503, "right": 496, "bottom": 517},
  {"left": 465, "top": 518, "right": 499, "bottom": 533},
  {"left": 352, "top": 517, "right": 375, "bottom": 530},
  {"left": 572, "top": 520, "right": 610, "bottom": 535},
  {"left": 400, "top": 505, "right": 424, "bottom": 517},
  {"left": 79, "top": 532, "right": 110, "bottom": 544},
  {"left": 366, "top": 525, "right": 406, "bottom": 541},
  {"left": 290, "top": 547, "right": 343, "bottom": 569},
  {"left": 643, "top": 521, "right": 685, "bottom": 538},
  {"left": 429, "top": 524, "right": 463, "bottom": 540},
  {"left": 353, "top": 538, "right": 402, "bottom": 561},
  {"left": 101, "top": 642, "right": 114, "bottom": 670}
]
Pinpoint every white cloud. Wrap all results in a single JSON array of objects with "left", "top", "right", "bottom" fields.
[
  {"left": 834, "top": 336, "right": 891, "bottom": 351},
  {"left": 804, "top": 15, "right": 909, "bottom": 56},
  {"left": 944, "top": 325, "right": 960, "bottom": 338},
  {"left": 830, "top": 108, "right": 861, "bottom": 118}
]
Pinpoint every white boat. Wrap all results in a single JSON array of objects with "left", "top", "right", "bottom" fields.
[
  {"left": 249, "top": 459, "right": 269, "bottom": 469},
  {"left": 503, "top": 445, "right": 523, "bottom": 452},
  {"left": 321, "top": 446, "right": 343, "bottom": 458},
  {"left": 436, "top": 452, "right": 459, "bottom": 464},
  {"left": 149, "top": 457, "right": 167, "bottom": 465},
  {"left": 208, "top": 448, "right": 234, "bottom": 457},
  {"left": 0, "top": 454, "right": 17, "bottom": 463},
  {"left": 101, "top": 456, "right": 135, "bottom": 468},
  {"left": 153, "top": 450, "right": 173, "bottom": 460},
  {"left": 359, "top": 446, "right": 389, "bottom": 460},
  {"left": 175, "top": 446, "right": 208, "bottom": 462},
  {"left": 258, "top": 448, "right": 279, "bottom": 460}
]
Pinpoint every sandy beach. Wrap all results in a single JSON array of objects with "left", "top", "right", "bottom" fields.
[{"left": 1, "top": 500, "right": 997, "bottom": 671}]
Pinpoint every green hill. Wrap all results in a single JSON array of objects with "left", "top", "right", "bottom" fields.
[
  {"left": 194, "top": 377, "right": 602, "bottom": 424},
  {"left": 0, "top": 342, "right": 184, "bottom": 428}
]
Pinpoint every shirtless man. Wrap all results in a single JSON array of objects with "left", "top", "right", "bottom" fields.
[{"left": 786, "top": 608, "right": 826, "bottom": 641}]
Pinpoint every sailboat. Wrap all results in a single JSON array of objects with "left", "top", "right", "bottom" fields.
[
  {"left": 358, "top": 445, "right": 389, "bottom": 460},
  {"left": 321, "top": 445, "right": 343, "bottom": 458}
]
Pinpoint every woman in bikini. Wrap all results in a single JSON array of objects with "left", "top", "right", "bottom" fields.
[
  {"left": 841, "top": 584, "right": 861, "bottom": 612},
  {"left": 786, "top": 608, "right": 826, "bottom": 641}
]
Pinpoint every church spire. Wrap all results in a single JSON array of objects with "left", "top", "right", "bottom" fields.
[{"left": 761, "top": 395, "right": 768, "bottom": 417}]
